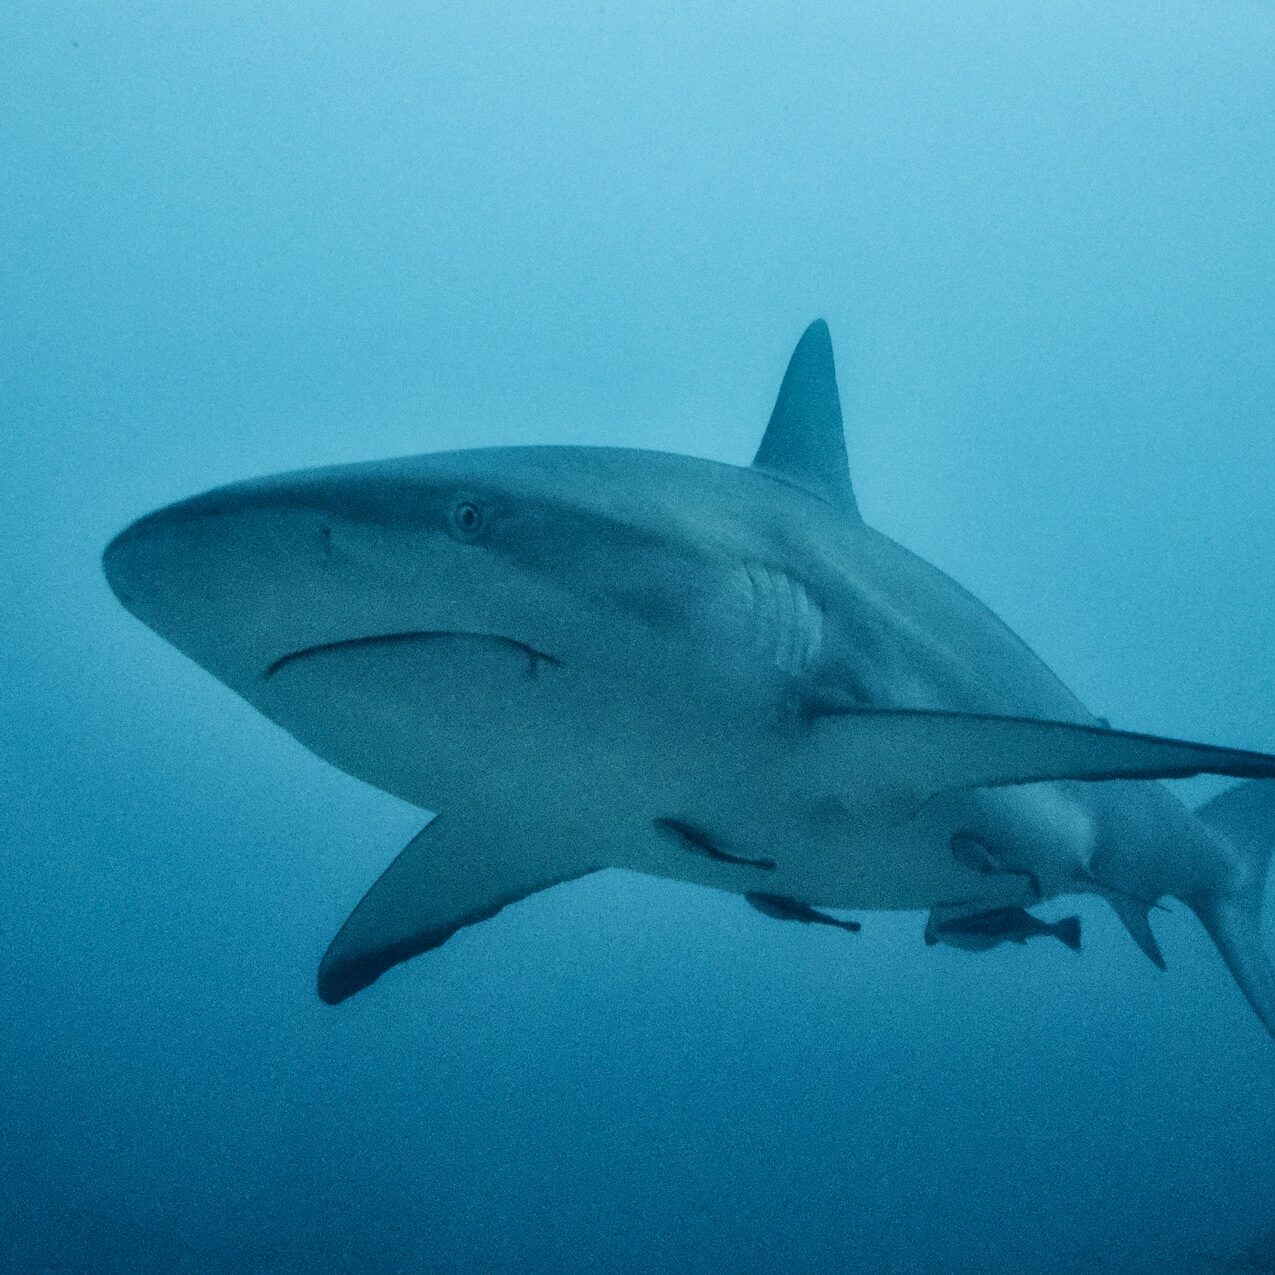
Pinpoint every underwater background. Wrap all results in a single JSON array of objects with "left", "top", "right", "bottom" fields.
[{"left": 3, "top": 2, "right": 1274, "bottom": 1271}]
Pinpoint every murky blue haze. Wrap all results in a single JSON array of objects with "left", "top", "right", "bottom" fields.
[{"left": 3, "top": 3, "right": 1274, "bottom": 1271}]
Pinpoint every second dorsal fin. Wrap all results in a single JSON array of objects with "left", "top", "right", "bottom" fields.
[{"left": 752, "top": 320, "right": 859, "bottom": 518}]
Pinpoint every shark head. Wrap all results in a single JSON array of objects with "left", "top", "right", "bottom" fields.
[
  {"left": 103, "top": 451, "right": 585, "bottom": 692},
  {"left": 104, "top": 321, "right": 858, "bottom": 729},
  {"left": 101, "top": 443, "right": 771, "bottom": 808}
]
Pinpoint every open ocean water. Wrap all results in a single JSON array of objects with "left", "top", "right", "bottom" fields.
[{"left": 3, "top": 3, "right": 1273, "bottom": 1272}]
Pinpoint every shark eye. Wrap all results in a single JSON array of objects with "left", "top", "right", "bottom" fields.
[{"left": 448, "top": 500, "right": 484, "bottom": 542}]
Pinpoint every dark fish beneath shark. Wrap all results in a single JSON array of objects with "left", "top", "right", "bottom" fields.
[
  {"left": 746, "top": 892, "right": 862, "bottom": 933},
  {"left": 925, "top": 906, "right": 1081, "bottom": 954}
]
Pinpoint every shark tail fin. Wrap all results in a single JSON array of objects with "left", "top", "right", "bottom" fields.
[{"left": 1188, "top": 781, "right": 1275, "bottom": 1040}]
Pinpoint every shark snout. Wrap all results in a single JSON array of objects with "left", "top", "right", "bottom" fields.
[
  {"left": 103, "top": 489, "right": 248, "bottom": 609},
  {"left": 101, "top": 478, "right": 344, "bottom": 674},
  {"left": 102, "top": 509, "right": 175, "bottom": 611},
  {"left": 103, "top": 476, "right": 329, "bottom": 608},
  {"left": 101, "top": 467, "right": 471, "bottom": 692}
]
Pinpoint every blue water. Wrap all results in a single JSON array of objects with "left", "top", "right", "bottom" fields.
[{"left": 3, "top": 3, "right": 1274, "bottom": 1271}]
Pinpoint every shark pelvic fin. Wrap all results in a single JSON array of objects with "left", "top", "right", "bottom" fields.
[
  {"left": 318, "top": 815, "right": 595, "bottom": 1005},
  {"left": 803, "top": 710, "right": 1275, "bottom": 824},
  {"left": 753, "top": 319, "right": 859, "bottom": 518},
  {"left": 1070, "top": 867, "right": 1168, "bottom": 968},
  {"left": 1106, "top": 893, "right": 1167, "bottom": 971}
]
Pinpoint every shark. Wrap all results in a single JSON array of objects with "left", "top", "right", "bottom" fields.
[{"left": 102, "top": 321, "right": 1275, "bottom": 1036}]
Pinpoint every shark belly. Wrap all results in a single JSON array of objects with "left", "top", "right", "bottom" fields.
[
  {"left": 248, "top": 618, "right": 1254, "bottom": 923},
  {"left": 245, "top": 628, "right": 986, "bottom": 909},
  {"left": 639, "top": 774, "right": 1076, "bottom": 913}
]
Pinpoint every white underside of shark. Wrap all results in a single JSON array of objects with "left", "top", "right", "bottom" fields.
[{"left": 102, "top": 321, "right": 1275, "bottom": 1038}]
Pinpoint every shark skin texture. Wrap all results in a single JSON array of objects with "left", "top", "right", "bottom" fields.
[{"left": 102, "top": 321, "right": 1275, "bottom": 1035}]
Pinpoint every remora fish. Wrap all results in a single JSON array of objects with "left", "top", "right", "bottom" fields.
[
  {"left": 746, "top": 892, "right": 862, "bottom": 933},
  {"left": 924, "top": 906, "right": 1081, "bottom": 954},
  {"left": 102, "top": 321, "right": 1275, "bottom": 1035}
]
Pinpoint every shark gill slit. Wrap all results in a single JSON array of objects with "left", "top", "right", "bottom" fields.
[
  {"left": 740, "top": 561, "right": 823, "bottom": 677},
  {"left": 264, "top": 631, "right": 561, "bottom": 681},
  {"left": 655, "top": 817, "right": 778, "bottom": 870}
]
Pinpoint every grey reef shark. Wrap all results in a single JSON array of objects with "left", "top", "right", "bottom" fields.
[{"left": 103, "top": 321, "right": 1275, "bottom": 1038}]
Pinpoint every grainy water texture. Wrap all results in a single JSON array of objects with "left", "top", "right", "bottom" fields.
[{"left": 3, "top": 3, "right": 1274, "bottom": 1272}]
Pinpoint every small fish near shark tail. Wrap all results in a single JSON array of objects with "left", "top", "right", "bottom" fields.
[
  {"left": 1051, "top": 915, "right": 1082, "bottom": 952},
  {"left": 1188, "top": 780, "right": 1275, "bottom": 1040}
]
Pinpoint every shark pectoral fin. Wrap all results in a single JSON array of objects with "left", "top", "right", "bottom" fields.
[
  {"left": 804, "top": 710, "right": 1275, "bottom": 821},
  {"left": 317, "top": 815, "right": 593, "bottom": 1005}
]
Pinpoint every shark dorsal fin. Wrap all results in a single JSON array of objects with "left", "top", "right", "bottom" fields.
[{"left": 752, "top": 319, "right": 859, "bottom": 518}]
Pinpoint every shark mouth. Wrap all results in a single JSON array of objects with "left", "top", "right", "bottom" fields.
[{"left": 264, "top": 631, "right": 561, "bottom": 681}]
